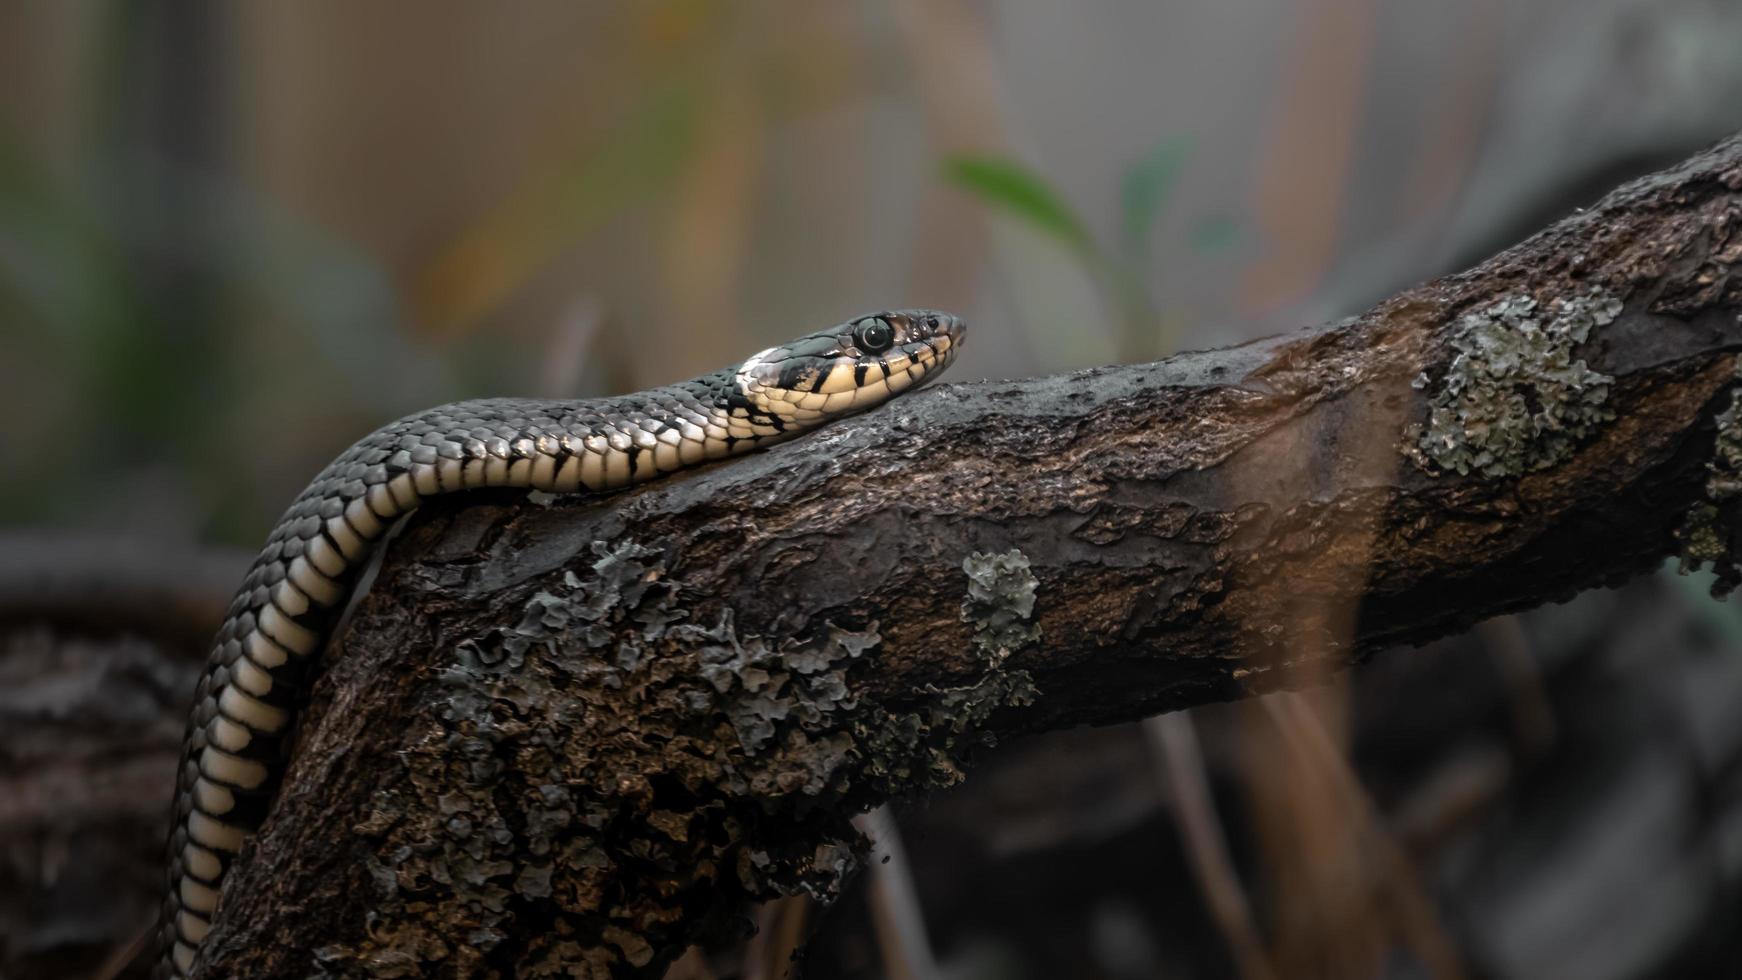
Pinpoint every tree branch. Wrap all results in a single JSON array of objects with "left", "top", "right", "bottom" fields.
[{"left": 197, "top": 134, "right": 1742, "bottom": 978}]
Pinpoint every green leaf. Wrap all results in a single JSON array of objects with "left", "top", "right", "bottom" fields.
[
  {"left": 944, "top": 156, "right": 1090, "bottom": 252},
  {"left": 1118, "top": 136, "right": 1190, "bottom": 258},
  {"left": 1189, "top": 213, "right": 1243, "bottom": 254}
]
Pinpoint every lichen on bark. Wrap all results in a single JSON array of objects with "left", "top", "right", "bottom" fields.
[
  {"left": 1407, "top": 289, "right": 1622, "bottom": 477},
  {"left": 1676, "top": 356, "right": 1742, "bottom": 595},
  {"left": 961, "top": 549, "right": 1042, "bottom": 655},
  {"left": 311, "top": 536, "right": 1034, "bottom": 977}
]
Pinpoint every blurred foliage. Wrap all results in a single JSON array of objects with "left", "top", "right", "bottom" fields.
[
  {"left": 945, "top": 156, "right": 1094, "bottom": 255},
  {"left": 946, "top": 139, "right": 1240, "bottom": 362},
  {"left": 412, "top": 2, "right": 885, "bottom": 339},
  {"left": 415, "top": 79, "right": 704, "bottom": 335},
  {"left": 1117, "top": 136, "right": 1190, "bottom": 261},
  {"left": 0, "top": 131, "right": 432, "bottom": 540},
  {"left": 0, "top": 1, "right": 890, "bottom": 542}
]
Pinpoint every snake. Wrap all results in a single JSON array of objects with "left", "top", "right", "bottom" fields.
[{"left": 155, "top": 310, "right": 965, "bottom": 978}]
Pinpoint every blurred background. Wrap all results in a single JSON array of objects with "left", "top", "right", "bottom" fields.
[{"left": 4, "top": 2, "right": 1742, "bottom": 978}]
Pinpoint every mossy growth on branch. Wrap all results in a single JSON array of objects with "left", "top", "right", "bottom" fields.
[
  {"left": 960, "top": 548, "right": 1042, "bottom": 655},
  {"left": 1676, "top": 357, "right": 1742, "bottom": 597},
  {"left": 318, "top": 538, "right": 1034, "bottom": 977},
  {"left": 1407, "top": 290, "right": 1622, "bottom": 478}
]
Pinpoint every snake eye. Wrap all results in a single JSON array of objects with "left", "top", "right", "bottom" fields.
[{"left": 855, "top": 317, "right": 895, "bottom": 353}]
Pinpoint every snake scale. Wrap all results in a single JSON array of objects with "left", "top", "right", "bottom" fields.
[{"left": 156, "top": 310, "right": 964, "bottom": 978}]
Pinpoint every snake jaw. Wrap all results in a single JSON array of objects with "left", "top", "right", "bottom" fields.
[{"left": 734, "top": 309, "right": 965, "bottom": 426}]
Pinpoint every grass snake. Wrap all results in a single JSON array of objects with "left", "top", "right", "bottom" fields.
[{"left": 157, "top": 310, "right": 965, "bottom": 978}]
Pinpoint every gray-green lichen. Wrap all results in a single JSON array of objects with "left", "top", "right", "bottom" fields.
[
  {"left": 1676, "top": 357, "right": 1742, "bottom": 596},
  {"left": 960, "top": 549, "right": 1042, "bottom": 655},
  {"left": 317, "top": 537, "right": 1034, "bottom": 977},
  {"left": 1407, "top": 290, "right": 1622, "bottom": 478}
]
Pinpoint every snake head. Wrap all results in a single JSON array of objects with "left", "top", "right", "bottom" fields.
[{"left": 733, "top": 310, "right": 965, "bottom": 424}]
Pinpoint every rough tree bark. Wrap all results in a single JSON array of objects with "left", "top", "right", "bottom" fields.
[{"left": 197, "top": 134, "right": 1742, "bottom": 978}]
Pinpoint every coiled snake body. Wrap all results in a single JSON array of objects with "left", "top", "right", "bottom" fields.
[{"left": 157, "top": 310, "right": 964, "bottom": 978}]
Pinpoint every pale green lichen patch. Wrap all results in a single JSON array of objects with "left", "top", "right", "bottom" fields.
[
  {"left": 960, "top": 549, "right": 1042, "bottom": 654},
  {"left": 1407, "top": 290, "right": 1622, "bottom": 478},
  {"left": 1676, "top": 357, "right": 1742, "bottom": 596},
  {"left": 321, "top": 537, "right": 1035, "bottom": 977},
  {"left": 1703, "top": 372, "right": 1742, "bottom": 501},
  {"left": 698, "top": 620, "right": 879, "bottom": 758}
]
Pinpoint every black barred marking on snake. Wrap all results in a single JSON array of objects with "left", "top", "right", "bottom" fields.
[{"left": 156, "top": 310, "right": 964, "bottom": 978}]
